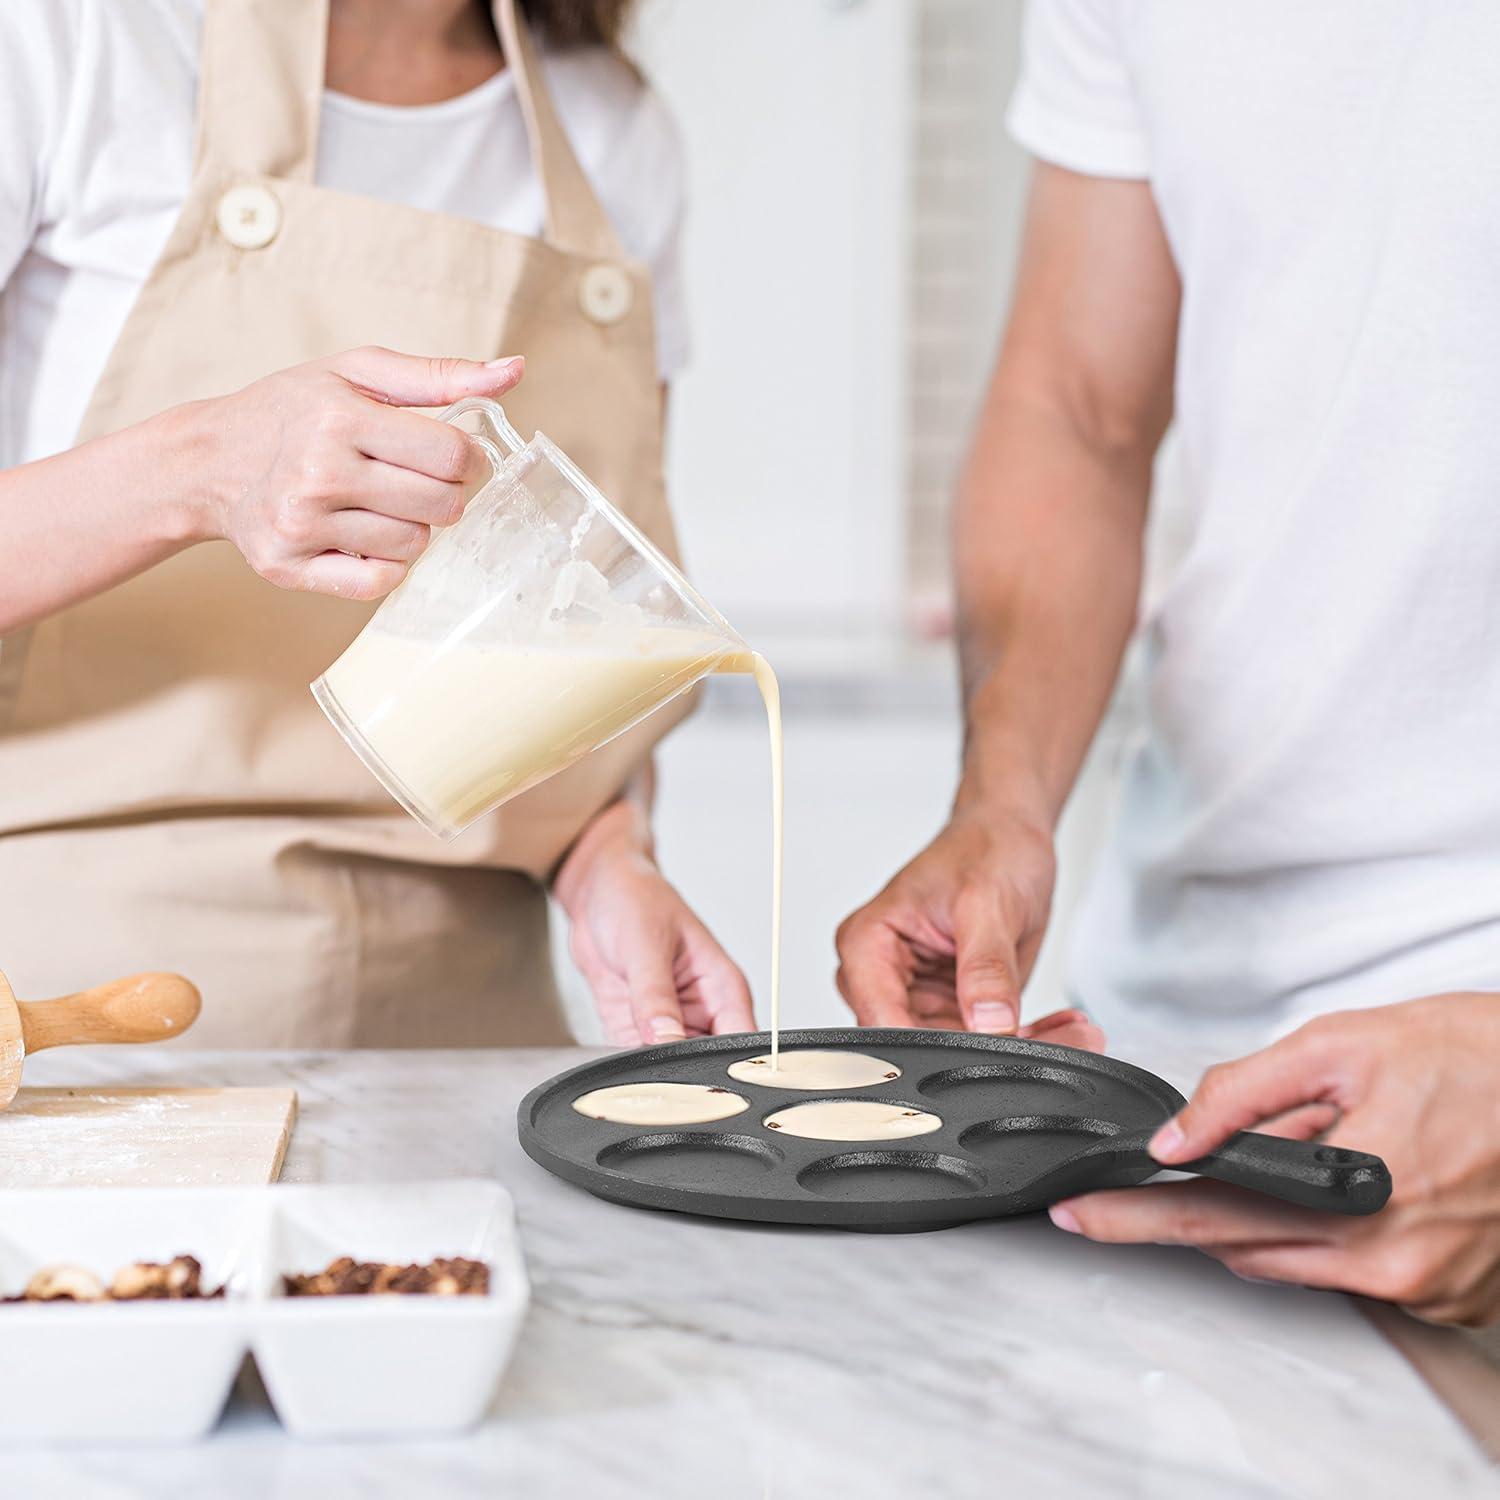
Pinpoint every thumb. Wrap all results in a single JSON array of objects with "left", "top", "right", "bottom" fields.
[
  {"left": 324, "top": 346, "right": 525, "bottom": 408},
  {"left": 1152, "top": 1029, "right": 1339, "bottom": 1164},
  {"left": 623, "top": 934, "right": 688, "bottom": 1047},
  {"left": 953, "top": 902, "right": 1023, "bottom": 1036}
]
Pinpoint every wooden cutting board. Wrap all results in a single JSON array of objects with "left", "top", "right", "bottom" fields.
[{"left": 0, "top": 1087, "right": 297, "bottom": 1188}]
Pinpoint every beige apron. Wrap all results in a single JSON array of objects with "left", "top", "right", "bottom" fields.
[{"left": 0, "top": 0, "right": 693, "bottom": 1047}]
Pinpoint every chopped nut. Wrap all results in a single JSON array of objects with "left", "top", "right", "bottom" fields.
[
  {"left": 109, "top": 1263, "right": 157, "bottom": 1300},
  {"left": 110, "top": 1255, "right": 209, "bottom": 1300},
  {"left": 165, "top": 1257, "right": 196, "bottom": 1294},
  {"left": 5, "top": 1255, "right": 222, "bottom": 1305},
  {"left": 24, "top": 1264, "right": 105, "bottom": 1302},
  {"left": 283, "top": 1254, "right": 490, "bottom": 1297}
]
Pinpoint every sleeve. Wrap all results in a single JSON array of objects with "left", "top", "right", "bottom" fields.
[
  {"left": 0, "top": 0, "right": 75, "bottom": 288},
  {"left": 1006, "top": 0, "right": 1150, "bottom": 180}
]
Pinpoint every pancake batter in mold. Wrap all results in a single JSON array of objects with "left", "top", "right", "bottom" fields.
[
  {"left": 726, "top": 1050, "right": 901, "bottom": 1091},
  {"left": 572, "top": 1082, "right": 749, "bottom": 1126},
  {"left": 762, "top": 1099, "right": 942, "bottom": 1142}
]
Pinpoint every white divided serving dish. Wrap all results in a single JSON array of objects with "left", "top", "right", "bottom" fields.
[
  {"left": 0, "top": 1189, "right": 257, "bottom": 1444},
  {"left": 254, "top": 1180, "right": 529, "bottom": 1438},
  {"left": 0, "top": 1179, "right": 528, "bottom": 1445}
]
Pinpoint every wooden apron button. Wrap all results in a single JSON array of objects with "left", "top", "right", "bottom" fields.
[
  {"left": 578, "top": 263, "right": 633, "bottom": 325},
  {"left": 215, "top": 184, "right": 282, "bottom": 250}
]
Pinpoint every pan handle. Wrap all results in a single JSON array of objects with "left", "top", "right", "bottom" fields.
[{"left": 1180, "top": 1131, "right": 1391, "bottom": 1215}]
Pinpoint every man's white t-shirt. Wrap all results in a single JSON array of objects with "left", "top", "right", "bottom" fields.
[
  {"left": 1010, "top": 0, "right": 1500, "bottom": 1050},
  {"left": 0, "top": 0, "right": 688, "bottom": 470}
]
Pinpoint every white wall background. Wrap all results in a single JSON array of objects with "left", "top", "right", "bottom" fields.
[{"left": 631, "top": 0, "right": 916, "bottom": 637}]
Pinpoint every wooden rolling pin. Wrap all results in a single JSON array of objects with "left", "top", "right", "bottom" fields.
[{"left": 0, "top": 968, "right": 201, "bottom": 1109}]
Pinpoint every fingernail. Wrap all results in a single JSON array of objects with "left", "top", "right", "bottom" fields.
[
  {"left": 1149, "top": 1119, "right": 1187, "bottom": 1162},
  {"left": 484, "top": 355, "right": 525, "bottom": 373},
  {"left": 1049, "top": 1204, "right": 1081, "bottom": 1234},
  {"left": 971, "top": 1001, "right": 1016, "bottom": 1034},
  {"left": 648, "top": 1016, "right": 685, "bottom": 1044}
]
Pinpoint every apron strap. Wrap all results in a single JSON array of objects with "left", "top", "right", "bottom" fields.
[
  {"left": 493, "top": 0, "right": 625, "bottom": 260},
  {"left": 196, "top": 0, "right": 328, "bottom": 182},
  {"left": 194, "top": 0, "right": 624, "bottom": 260}
]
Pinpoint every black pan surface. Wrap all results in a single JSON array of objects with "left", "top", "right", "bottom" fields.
[{"left": 517, "top": 1028, "right": 1390, "bottom": 1232}]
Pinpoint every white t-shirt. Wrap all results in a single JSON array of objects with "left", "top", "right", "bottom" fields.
[
  {"left": 1010, "top": 0, "right": 1500, "bottom": 1050},
  {"left": 0, "top": 0, "right": 688, "bottom": 469}
]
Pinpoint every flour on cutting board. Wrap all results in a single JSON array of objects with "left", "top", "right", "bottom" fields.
[
  {"left": 0, "top": 1094, "right": 186, "bottom": 1185},
  {"left": 0, "top": 1087, "right": 297, "bottom": 1188}
]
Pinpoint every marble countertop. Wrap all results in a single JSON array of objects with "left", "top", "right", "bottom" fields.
[{"left": 6, "top": 1047, "right": 1497, "bottom": 1500}]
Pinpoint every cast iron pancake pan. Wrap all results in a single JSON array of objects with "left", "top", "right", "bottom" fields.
[{"left": 518, "top": 1028, "right": 1391, "bottom": 1232}]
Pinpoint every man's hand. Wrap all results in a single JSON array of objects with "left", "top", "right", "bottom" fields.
[
  {"left": 1049, "top": 994, "right": 1500, "bottom": 1326},
  {"left": 554, "top": 798, "right": 754, "bottom": 1048},
  {"left": 835, "top": 167, "right": 1176, "bottom": 1054},
  {"left": 835, "top": 807, "right": 1103, "bottom": 1051}
]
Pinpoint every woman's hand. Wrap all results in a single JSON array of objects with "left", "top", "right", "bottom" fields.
[
  {"left": 1050, "top": 994, "right": 1500, "bottom": 1326},
  {"left": 835, "top": 805, "right": 1091, "bottom": 1043},
  {"left": 553, "top": 797, "right": 755, "bottom": 1047},
  {"left": 185, "top": 345, "right": 525, "bottom": 600},
  {"left": 0, "top": 345, "right": 526, "bottom": 634}
]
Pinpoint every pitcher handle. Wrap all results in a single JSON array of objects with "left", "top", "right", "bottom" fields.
[{"left": 438, "top": 396, "right": 528, "bottom": 474}]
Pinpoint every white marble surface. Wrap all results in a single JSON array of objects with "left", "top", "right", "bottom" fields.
[{"left": 5, "top": 1048, "right": 1496, "bottom": 1500}]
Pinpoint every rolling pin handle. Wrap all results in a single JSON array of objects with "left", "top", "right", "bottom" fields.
[{"left": 18, "top": 973, "right": 202, "bottom": 1054}]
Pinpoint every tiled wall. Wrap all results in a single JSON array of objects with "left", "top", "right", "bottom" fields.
[
  {"left": 906, "top": 2, "right": 1192, "bottom": 617},
  {"left": 906, "top": 1, "right": 1030, "bottom": 617}
]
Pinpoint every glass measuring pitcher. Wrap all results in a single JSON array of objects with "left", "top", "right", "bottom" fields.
[{"left": 312, "top": 398, "right": 747, "bottom": 839}]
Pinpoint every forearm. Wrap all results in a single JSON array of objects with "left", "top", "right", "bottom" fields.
[
  {"left": 0, "top": 402, "right": 213, "bottom": 634},
  {"left": 953, "top": 388, "right": 1152, "bottom": 829},
  {"left": 949, "top": 165, "right": 1178, "bottom": 831}
]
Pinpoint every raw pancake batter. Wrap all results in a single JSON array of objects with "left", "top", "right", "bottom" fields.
[
  {"left": 762, "top": 1100, "right": 942, "bottom": 1142},
  {"left": 320, "top": 627, "right": 738, "bottom": 837},
  {"left": 726, "top": 1050, "right": 900, "bottom": 1090},
  {"left": 322, "top": 627, "right": 787, "bottom": 1050},
  {"left": 572, "top": 1081, "right": 749, "bottom": 1126},
  {"left": 746, "top": 653, "right": 785, "bottom": 1064},
  {"left": 711, "top": 651, "right": 784, "bottom": 1061}
]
